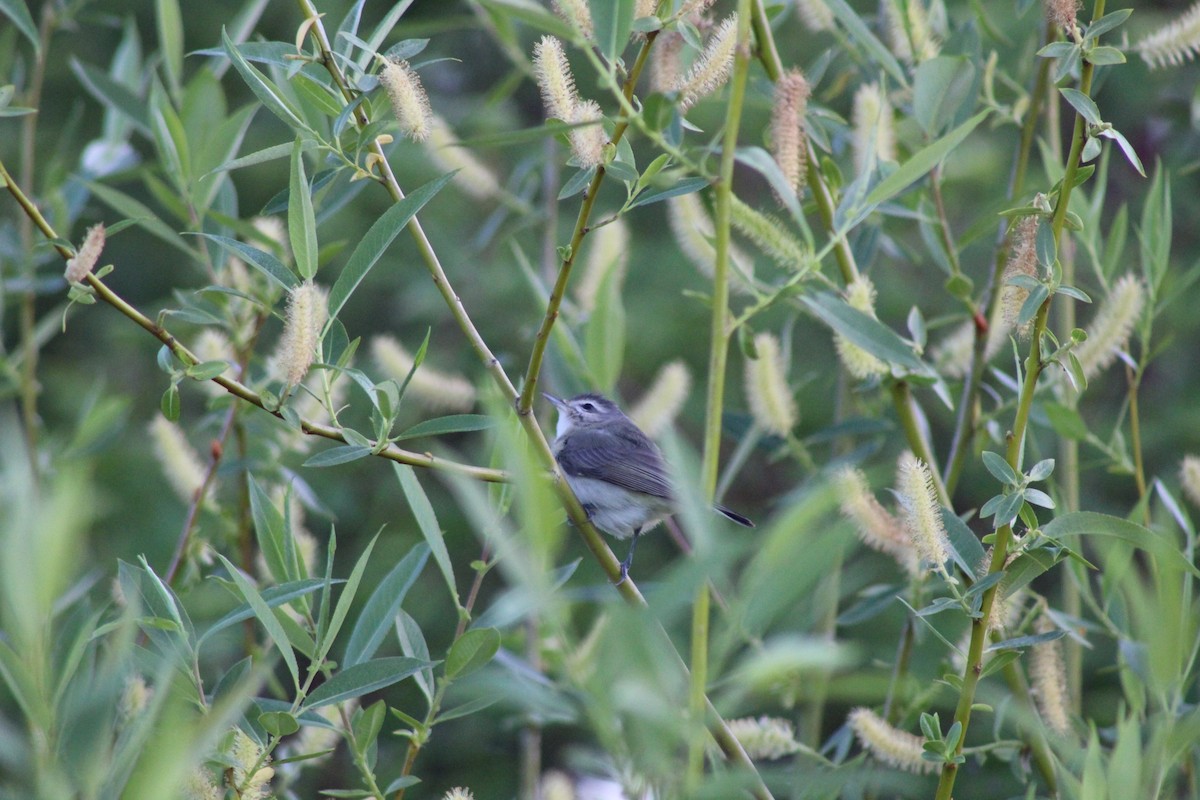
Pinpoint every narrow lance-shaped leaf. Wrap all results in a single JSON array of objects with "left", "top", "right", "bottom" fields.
[
  {"left": 289, "top": 137, "right": 319, "bottom": 279},
  {"left": 0, "top": 0, "right": 39, "bottom": 54},
  {"left": 864, "top": 111, "right": 988, "bottom": 208},
  {"left": 343, "top": 544, "right": 430, "bottom": 667},
  {"left": 301, "top": 657, "right": 430, "bottom": 710},
  {"left": 326, "top": 172, "right": 456, "bottom": 323},
  {"left": 215, "top": 554, "right": 300, "bottom": 690},
  {"left": 221, "top": 27, "right": 307, "bottom": 131},
  {"left": 394, "top": 464, "right": 458, "bottom": 607}
]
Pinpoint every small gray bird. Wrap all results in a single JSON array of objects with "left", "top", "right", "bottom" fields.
[{"left": 544, "top": 392, "right": 754, "bottom": 582}]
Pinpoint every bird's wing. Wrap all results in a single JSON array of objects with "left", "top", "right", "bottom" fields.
[{"left": 556, "top": 426, "right": 674, "bottom": 499}]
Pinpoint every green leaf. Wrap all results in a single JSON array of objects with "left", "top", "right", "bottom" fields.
[
  {"left": 981, "top": 451, "right": 1019, "bottom": 486},
  {"left": 301, "top": 657, "right": 429, "bottom": 710},
  {"left": 823, "top": 0, "right": 907, "bottom": 86},
  {"left": 476, "top": 0, "right": 572, "bottom": 38},
  {"left": 186, "top": 360, "right": 228, "bottom": 381},
  {"left": 161, "top": 385, "right": 180, "bottom": 421},
  {"left": 395, "top": 414, "right": 496, "bottom": 441},
  {"left": 865, "top": 111, "right": 988, "bottom": 207},
  {"left": 591, "top": 0, "right": 634, "bottom": 62},
  {"left": 1036, "top": 220, "right": 1057, "bottom": 267},
  {"left": 436, "top": 695, "right": 501, "bottom": 724},
  {"left": 259, "top": 710, "right": 300, "bottom": 736},
  {"left": 351, "top": 700, "right": 386, "bottom": 751},
  {"left": 1042, "top": 512, "right": 1200, "bottom": 577},
  {"left": 1086, "top": 8, "right": 1133, "bottom": 39},
  {"left": 941, "top": 508, "right": 985, "bottom": 575},
  {"left": 1086, "top": 46, "right": 1125, "bottom": 66},
  {"left": 343, "top": 544, "right": 429, "bottom": 667},
  {"left": 1098, "top": 127, "right": 1146, "bottom": 177},
  {"left": 193, "top": 233, "right": 299, "bottom": 291},
  {"left": 215, "top": 554, "right": 300, "bottom": 690},
  {"left": 211, "top": 140, "right": 314, "bottom": 175},
  {"left": 221, "top": 27, "right": 307, "bottom": 130},
  {"left": 69, "top": 58, "right": 150, "bottom": 134},
  {"left": 1043, "top": 401, "right": 1088, "bottom": 440},
  {"left": 394, "top": 465, "right": 458, "bottom": 606},
  {"left": 87, "top": 181, "right": 197, "bottom": 261},
  {"left": 395, "top": 609, "right": 435, "bottom": 702},
  {"left": 199, "top": 579, "right": 329, "bottom": 645},
  {"left": 155, "top": 0, "right": 184, "bottom": 99},
  {"left": 0, "top": 0, "right": 39, "bottom": 55},
  {"left": 986, "top": 628, "right": 1066, "bottom": 652},
  {"left": 1026, "top": 458, "right": 1055, "bottom": 481},
  {"left": 627, "top": 177, "right": 710, "bottom": 210},
  {"left": 303, "top": 445, "right": 373, "bottom": 468},
  {"left": 1060, "top": 88, "right": 1102, "bottom": 126},
  {"left": 801, "top": 293, "right": 931, "bottom": 376},
  {"left": 445, "top": 627, "right": 501, "bottom": 680},
  {"left": 249, "top": 475, "right": 296, "bottom": 584},
  {"left": 316, "top": 534, "right": 379, "bottom": 665},
  {"left": 979, "top": 649, "right": 1023, "bottom": 679},
  {"left": 289, "top": 137, "right": 319, "bottom": 280},
  {"left": 326, "top": 172, "right": 454, "bottom": 322},
  {"left": 913, "top": 56, "right": 976, "bottom": 136},
  {"left": 383, "top": 776, "right": 422, "bottom": 794}
]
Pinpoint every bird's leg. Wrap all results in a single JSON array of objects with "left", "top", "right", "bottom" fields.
[{"left": 617, "top": 528, "right": 641, "bottom": 584}]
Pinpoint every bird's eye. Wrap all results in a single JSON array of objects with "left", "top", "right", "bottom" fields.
[{"left": 581, "top": 402, "right": 595, "bottom": 412}]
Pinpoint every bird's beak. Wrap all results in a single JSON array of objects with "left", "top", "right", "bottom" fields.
[{"left": 542, "top": 392, "right": 565, "bottom": 409}]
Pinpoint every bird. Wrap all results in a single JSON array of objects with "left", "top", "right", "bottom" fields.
[{"left": 544, "top": 392, "right": 754, "bottom": 582}]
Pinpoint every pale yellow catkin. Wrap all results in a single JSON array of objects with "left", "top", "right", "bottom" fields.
[
  {"left": 149, "top": 416, "right": 208, "bottom": 504},
  {"left": 378, "top": 58, "right": 432, "bottom": 141},
  {"left": 796, "top": 0, "right": 834, "bottom": 31},
  {"left": 770, "top": 69, "right": 810, "bottom": 195},
  {"left": 276, "top": 281, "right": 328, "bottom": 388},
  {"left": 852, "top": 83, "right": 895, "bottom": 174},
  {"left": 1031, "top": 613, "right": 1072, "bottom": 735},
  {"left": 834, "top": 277, "right": 888, "bottom": 379},
  {"left": 1074, "top": 274, "right": 1145, "bottom": 380},
  {"left": 552, "top": 0, "right": 593, "bottom": 38},
  {"left": 744, "top": 333, "right": 796, "bottom": 436},
  {"left": 629, "top": 360, "right": 691, "bottom": 437},
  {"left": 675, "top": 15, "right": 738, "bottom": 111},
  {"left": 726, "top": 716, "right": 802, "bottom": 760},
  {"left": 568, "top": 99, "right": 607, "bottom": 168},
  {"left": 425, "top": 115, "right": 501, "bottom": 200},
  {"left": 895, "top": 452, "right": 950, "bottom": 573},
  {"left": 1180, "top": 455, "right": 1200, "bottom": 507},
  {"left": 833, "top": 466, "right": 918, "bottom": 575},
  {"left": 533, "top": 36, "right": 578, "bottom": 122},
  {"left": 848, "top": 707, "right": 937, "bottom": 775},
  {"left": 1136, "top": 2, "right": 1200, "bottom": 69},
  {"left": 65, "top": 223, "right": 106, "bottom": 283}
]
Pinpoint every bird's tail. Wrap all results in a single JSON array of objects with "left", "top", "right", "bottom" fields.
[{"left": 714, "top": 504, "right": 754, "bottom": 528}]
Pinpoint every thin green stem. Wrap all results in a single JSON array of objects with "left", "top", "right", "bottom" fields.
[
  {"left": 516, "top": 33, "right": 659, "bottom": 415},
  {"left": 1127, "top": 365, "right": 1150, "bottom": 525},
  {"left": 692, "top": 1, "right": 753, "bottom": 785},
  {"left": 15, "top": 4, "right": 56, "bottom": 474},
  {"left": 936, "top": 6, "right": 1102, "bottom": 792}
]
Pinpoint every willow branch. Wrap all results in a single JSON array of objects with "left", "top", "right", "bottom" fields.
[
  {"left": 935, "top": 5, "right": 1102, "bottom": 794},
  {"left": 516, "top": 32, "right": 659, "bottom": 414}
]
